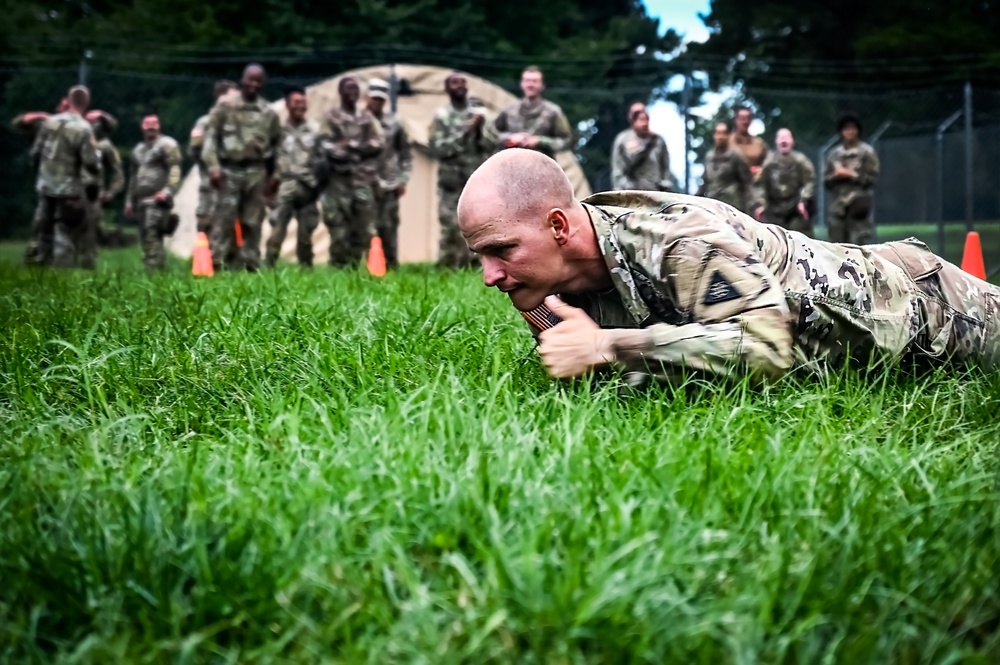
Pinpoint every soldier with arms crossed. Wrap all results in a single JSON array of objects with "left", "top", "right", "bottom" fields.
[
  {"left": 457, "top": 149, "right": 1000, "bottom": 384},
  {"left": 611, "top": 102, "right": 673, "bottom": 193}
]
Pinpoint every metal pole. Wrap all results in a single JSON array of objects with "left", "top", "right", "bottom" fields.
[
  {"left": 388, "top": 63, "right": 398, "bottom": 115},
  {"left": 867, "top": 121, "right": 892, "bottom": 236},
  {"left": 817, "top": 133, "right": 840, "bottom": 234},
  {"left": 682, "top": 71, "right": 691, "bottom": 194},
  {"left": 935, "top": 109, "right": 963, "bottom": 254},
  {"left": 78, "top": 49, "right": 92, "bottom": 86},
  {"left": 964, "top": 81, "right": 974, "bottom": 229}
]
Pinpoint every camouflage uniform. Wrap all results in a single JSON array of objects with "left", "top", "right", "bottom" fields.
[
  {"left": 825, "top": 141, "right": 879, "bottom": 245},
  {"left": 12, "top": 111, "right": 52, "bottom": 264},
  {"left": 78, "top": 135, "right": 126, "bottom": 263},
  {"left": 611, "top": 129, "right": 673, "bottom": 192},
  {"left": 758, "top": 150, "right": 815, "bottom": 236},
  {"left": 698, "top": 148, "right": 754, "bottom": 214},
  {"left": 28, "top": 111, "right": 99, "bottom": 267},
  {"left": 126, "top": 135, "right": 182, "bottom": 270},
  {"left": 493, "top": 99, "right": 572, "bottom": 158},
  {"left": 428, "top": 103, "right": 495, "bottom": 267},
  {"left": 202, "top": 95, "right": 282, "bottom": 271},
  {"left": 316, "top": 108, "right": 384, "bottom": 267},
  {"left": 731, "top": 134, "right": 770, "bottom": 178},
  {"left": 188, "top": 114, "right": 217, "bottom": 234},
  {"left": 373, "top": 111, "right": 413, "bottom": 269},
  {"left": 526, "top": 191, "right": 1000, "bottom": 382},
  {"left": 264, "top": 118, "right": 321, "bottom": 267}
]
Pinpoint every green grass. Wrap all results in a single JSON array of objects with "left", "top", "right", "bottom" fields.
[{"left": 1, "top": 245, "right": 1000, "bottom": 663}]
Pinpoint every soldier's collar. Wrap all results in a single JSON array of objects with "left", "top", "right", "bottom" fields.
[{"left": 582, "top": 202, "right": 651, "bottom": 326}]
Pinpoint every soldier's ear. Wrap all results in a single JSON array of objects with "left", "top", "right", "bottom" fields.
[{"left": 548, "top": 208, "right": 570, "bottom": 245}]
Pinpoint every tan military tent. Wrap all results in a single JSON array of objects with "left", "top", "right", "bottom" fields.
[{"left": 166, "top": 63, "right": 592, "bottom": 263}]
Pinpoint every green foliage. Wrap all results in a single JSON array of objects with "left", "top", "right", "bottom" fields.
[{"left": 1, "top": 246, "right": 1000, "bottom": 661}]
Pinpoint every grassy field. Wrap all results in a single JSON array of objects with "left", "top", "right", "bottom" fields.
[{"left": 1, "top": 245, "right": 1000, "bottom": 663}]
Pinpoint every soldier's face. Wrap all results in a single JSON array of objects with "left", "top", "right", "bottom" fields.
[
  {"left": 242, "top": 70, "right": 265, "bottom": 99},
  {"left": 141, "top": 115, "right": 160, "bottom": 140},
  {"left": 367, "top": 96, "right": 386, "bottom": 116},
  {"left": 632, "top": 111, "right": 650, "bottom": 135},
  {"left": 521, "top": 71, "right": 544, "bottom": 99},
  {"left": 713, "top": 124, "right": 729, "bottom": 149},
  {"left": 462, "top": 210, "right": 567, "bottom": 311},
  {"left": 287, "top": 93, "right": 307, "bottom": 122},
  {"left": 735, "top": 110, "right": 751, "bottom": 133},
  {"left": 841, "top": 124, "right": 859, "bottom": 144},
  {"left": 446, "top": 76, "right": 467, "bottom": 102},
  {"left": 776, "top": 129, "right": 793, "bottom": 154},
  {"left": 341, "top": 80, "right": 360, "bottom": 105}
]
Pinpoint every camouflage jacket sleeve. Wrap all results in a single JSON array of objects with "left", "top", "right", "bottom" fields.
[
  {"left": 735, "top": 153, "right": 760, "bottom": 210},
  {"left": 427, "top": 111, "right": 460, "bottom": 160},
  {"left": 104, "top": 143, "right": 125, "bottom": 198},
  {"left": 797, "top": 153, "right": 816, "bottom": 202},
  {"left": 78, "top": 125, "right": 100, "bottom": 177},
  {"left": 538, "top": 108, "right": 572, "bottom": 154},
  {"left": 610, "top": 210, "right": 795, "bottom": 382},
  {"left": 610, "top": 132, "right": 629, "bottom": 189},
  {"left": 201, "top": 104, "right": 224, "bottom": 173},
  {"left": 856, "top": 145, "right": 879, "bottom": 189},
  {"left": 355, "top": 117, "right": 385, "bottom": 159},
  {"left": 396, "top": 123, "right": 413, "bottom": 184},
  {"left": 29, "top": 121, "right": 49, "bottom": 170},
  {"left": 188, "top": 117, "right": 206, "bottom": 164},
  {"left": 492, "top": 108, "right": 515, "bottom": 149},
  {"left": 162, "top": 139, "right": 183, "bottom": 197},
  {"left": 657, "top": 136, "right": 671, "bottom": 189}
]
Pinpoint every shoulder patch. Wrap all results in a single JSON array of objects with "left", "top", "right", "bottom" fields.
[{"left": 703, "top": 270, "right": 742, "bottom": 305}]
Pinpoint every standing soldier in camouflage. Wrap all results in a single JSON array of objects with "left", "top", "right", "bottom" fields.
[
  {"left": 427, "top": 71, "right": 495, "bottom": 268},
  {"left": 697, "top": 121, "right": 754, "bottom": 214},
  {"left": 124, "top": 111, "right": 182, "bottom": 270},
  {"left": 457, "top": 149, "right": 1000, "bottom": 383},
  {"left": 84, "top": 110, "right": 125, "bottom": 256},
  {"left": 366, "top": 78, "right": 412, "bottom": 269},
  {"left": 753, "top": 128, "right": 816, "bottom": 236},
  {"left": 28, "top": 85, "right": 100, "bottom": 268},
  {"left": 189, "top": 80, "right": 237, "bottom": 236},
  {"left": 493, "top": 66, "right": 572, "bottom": 158},
  {"left": 825, "top": 112, "right": 880, "bottom": 245},
  {"left": 263, "top": 86, "right": 321, "bottom": 268},
  {"left": 611, "top": 102, "right": 673, "bottom": 192},
  {"left": 731, "top": 106, "right": 770, "bottom": 181},
  {"left": 315, "top": 76, "right": 384, "bottom": 268},
  {"left": 203, "top": 64, "right": 282, "bottom": 272}
]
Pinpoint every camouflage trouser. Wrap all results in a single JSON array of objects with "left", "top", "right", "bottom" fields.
[
  {"left": 767, "top": 207, "right": 813, "bottom": 238},
  {"left": 195, "top": 177, "right": 217, "bottom": 234},
  {"left": 375, "top": 186, "right": 400, "bottom": 269},
  {"left": 52, "top": 199, "right": 99, "bottom": 270},
  {"left": 876, "top": 241, "right": 1000, "bottom": 369},
  {"left": 137, "top": 203, "right": 169, "bottom": 270},
  {"left": 321, "top": 177, "right": 376, "bottom": 268},
  {"left": 23, "top": 196, "right": 47, "bottom": 265},
  {"left": 210, "top": 165, "right": 268, "bottom": 271},
  {"left": 828, "top": 202, "right": 874, "bottom": 245},
  {"left": 30, "top": 195, "right": 89, "bottom": 268},
  {"left": 265, "top": 180, "right": 320, "bottom": 267},
  {"left": 437, "top": 186, "right": 477, "bottom": 268}
]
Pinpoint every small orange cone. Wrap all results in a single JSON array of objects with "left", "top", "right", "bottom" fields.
[
  {"left": 192, "top": 232, "right": 214, "bottom": 277},
  {"left": 961, "top": 231, "right": 986, "bottom": 280},
  {"left": 234, "top": 219, "right": 244, "bottom": 248},
  {"left": 366, "top": 236, "right": 387, "bottom": 277}
]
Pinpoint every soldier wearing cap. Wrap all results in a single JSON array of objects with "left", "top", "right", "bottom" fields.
[{"left": 366, "top": 78, "right": 412, "bottom": 269}]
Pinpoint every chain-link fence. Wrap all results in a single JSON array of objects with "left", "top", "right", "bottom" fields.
[{"left": 2, "top": 58, "right": 998, "bottom": 275}]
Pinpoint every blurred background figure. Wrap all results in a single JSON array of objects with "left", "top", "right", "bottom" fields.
[{"left": 611, "top": 102, "right": 673, "bottom": 192}]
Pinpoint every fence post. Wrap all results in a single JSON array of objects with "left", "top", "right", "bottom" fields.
[
  {"left": 964, "top": 81, "right": 974, "bottom": 230},
  {"left": 682, "top": 70, "right": 691, "bottom": 194},
  {"left": 78, "top": 49, "right": 92, "bottom": 86},
  {"left": 817, "top": 133, "right": 840, "bottom": 233},
  {"left": 936, "top": 109, "right": 963, "bottom": 255},
  {"left": 389, "top": 63, "right": 398, "bottom": 115}
]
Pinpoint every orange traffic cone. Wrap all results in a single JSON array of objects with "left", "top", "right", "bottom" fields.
[
  {"left": 366, "top": 236, "right": 387, "bottom": 277},
  {"left": 192, "top": 231, "right": 214, "bottom": 277},
  {"left": 961, "top": 231, "right": 986, "bottom": 280},
  {"left": 234, "top": 219, "right": 244, "bottom": 248}
]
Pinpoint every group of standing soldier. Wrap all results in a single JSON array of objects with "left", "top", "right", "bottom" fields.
[{"left": 609, "top": 101, "right": 881, "bottom": 243}]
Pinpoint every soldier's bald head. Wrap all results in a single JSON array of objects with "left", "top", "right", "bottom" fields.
[
  {"left": 458, "top": 149, "right": 576, "bottom": 232},
  {"left": 67, "top": 85, "right": 90, "bottom": 113},
  {"left": 243, "top": 64, "right": 266, "bottom": 80}
]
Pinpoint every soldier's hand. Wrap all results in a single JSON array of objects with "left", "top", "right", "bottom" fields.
[
  {"left": 124, "top": 204, "right": 134, "bottom": 219},
  {"left": 208, "top": 170, "right": 224, "bottom": 190},
  {"left": 797, "top": 202, "right": 809, "bottom": 221},
  {"left": 396, "top": 183, "right": 407, "bottom": 198},
  {"left": 753, "top": 206, "right": 765, "bottom": 221},
  {"left": 520, "top": 134, "right": 540, "bottom": 149},
  {"left": 537, "top": 296, "right": 614, "bottom": 379}
]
